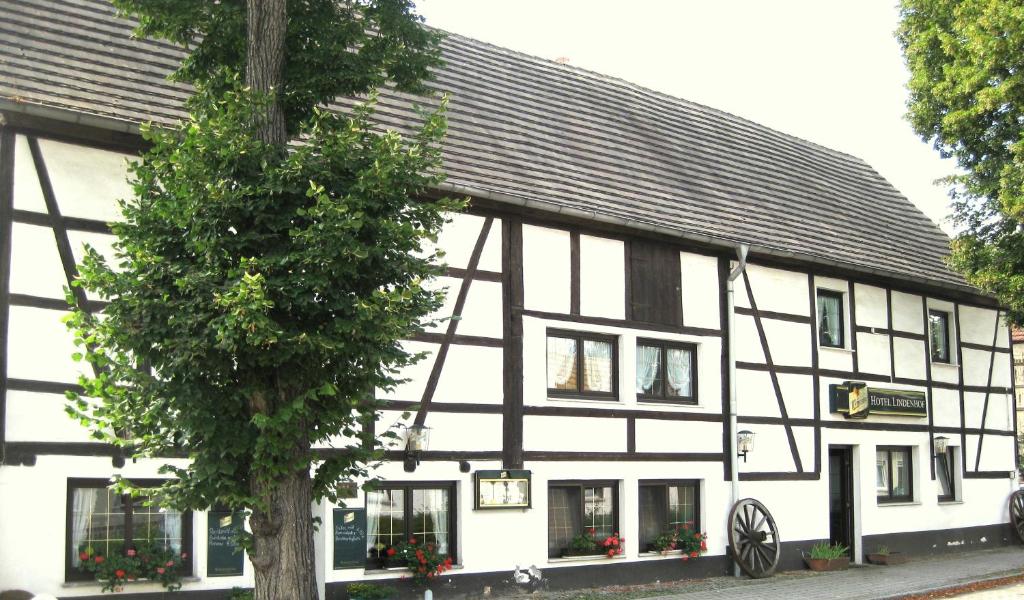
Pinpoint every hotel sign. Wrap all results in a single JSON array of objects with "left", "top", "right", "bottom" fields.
[{"left": 829, "top": 382, "right": 927, "bottom": 418}]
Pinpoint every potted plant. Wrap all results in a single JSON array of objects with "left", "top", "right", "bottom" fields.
[
  {"left": 803, "top": 542, "right": 850, "bottom": 571},
  {"left": 78, "top": 541, "right": 187, "bottom": 592},
  {"left": 563, "top": 528, "right": 625, "bottom": 558},
  {"left": 651, "top": 530, "right": 679, "bottom": 554},
  {"left": 389, "top": 537, "right": 453, "bottom": 585},
  {"left": 347, "top": 583, "right": 395, "bottom": 600},
  {"left": 675, "top": 524, "right": 708, "bottom": 562},
  {"left": 866, "top": 545, "right": 908, "bottom": 565}
]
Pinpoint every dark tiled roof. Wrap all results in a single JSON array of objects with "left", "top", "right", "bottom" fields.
[{"left": 0, "top": 0, "right": 966, "bottom": 289}]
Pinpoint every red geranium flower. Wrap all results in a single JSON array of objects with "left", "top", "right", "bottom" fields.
[
  {"left": 157, "top": 567, "right": 166, "bottom": 575},
  {"left": 607, "top": 550, "right": 615, "bottom": 558},
  {"left": 165, "top": 560, "right": 175, "bottom": 567},
  {"left": 94, "top": 556, "right": 105, "bottom": 564},
  {"left": 114, "top": 569, "right": 126, "bottom": 578},
  {"left": 690, "top": 551, "right": 699, "bottom": 558},
  {"left": 700, "top": 541, "right": 707, "bottom": 551},
  {"left": 126, "top": 548, "right": 137, "bottom": 557},
  {"left": 79, "top": 551, "right": 89, "bottom": 561},
  {"left": 386, "top": 547, "right": 397, "bottom": 557},
  {"left": 410, "top": 537, "right": 417, "bottom": 544}
]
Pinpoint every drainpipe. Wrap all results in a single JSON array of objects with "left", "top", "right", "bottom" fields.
[{"left": 727, "top": 243, "right": 749, "bottom": 576}]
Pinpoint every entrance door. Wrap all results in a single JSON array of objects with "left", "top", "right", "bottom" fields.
[{"left": 828, "top": 446, "right": 854, "bottom": 557}]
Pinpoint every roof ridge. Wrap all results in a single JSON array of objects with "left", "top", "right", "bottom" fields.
[{"left": 437, "top": 28, "right": 873, "bottom": 169}]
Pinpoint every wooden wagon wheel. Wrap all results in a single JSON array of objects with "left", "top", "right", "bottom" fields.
[
  {"left": 1009, "top": 490, "right": 1024, "bottom": 543},
  {"left": 728, "top": 498, "right": 781, "bottom": 579}
]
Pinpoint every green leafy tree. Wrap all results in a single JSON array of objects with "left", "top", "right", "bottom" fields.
[
  {"left": 64, "top": 1, "right": 457, "bottom": 597},
  {"left": 898, "top": 0, "right": 1024, "bottom": 322}
]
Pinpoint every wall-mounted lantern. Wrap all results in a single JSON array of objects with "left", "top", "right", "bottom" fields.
[
  {"left": 403, "top": 424, "right": 431, "bottom": 472},
  {"left": 737, "top": 430, "right": 755, "bottom": 462},
  {"left": 932, "top": 435, "right": 948, "bottom": 458}
]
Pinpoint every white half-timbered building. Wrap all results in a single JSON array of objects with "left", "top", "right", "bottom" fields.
[{"left": 0, "top": 1, "right": 1019, "bottom": 598}]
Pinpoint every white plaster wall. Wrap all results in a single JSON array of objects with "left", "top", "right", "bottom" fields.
[
  {"left": 431, "top": 213, "right": 502, "bottom": 272},
  {"left": 579, "top": 235, "right": 624, "bottom": 319},
  {"left": 523, "top": 416, "right": 626, "bottom": 452},
  {"left": 455, "top": 280, "right": 503, "bottom": 339},
  {"left": 421, "top": 276, "right": 457, "bottom": 333},
  {"left": 735, "top": 424, "right": 797, "bottom": 473},
  {"left": 5, "top": 390, "right": 94, "bottom": 443},
  {"left": 679, "top": 252, "right": 720, "bottom": 329},
  {"left": 856, "top": 332, "right": 891, "bottom": 377},
  {"left": 522, "top": 225, "right": 570, "bottom": 313},
  {"left": 736, "top": 264, "right": 810, "bottom": 316},
  {"left": 819, "top": 346, "right": 855, "bottom": 373},
  {"left": 891, "top": 291, "right": 924, "bottom": 334},
  {"left": 421, "top": 413, "right": 502, "bottom": 452},
  {"left": 735, "top": 369, "right": 780, "bottom": 418},
  {"left": 931, "top": 388, "right": 961, "bottom": 429},
  {"left": 39, "top": 138, "right": 134, "bottom": 223},
  {"left": 433, "top": 345, "right": 503, "bottom": 405},
  {"left": 9, "top": 222, "right": 68, "bottom": 298},
  {"left": 854, "top": 283, "right": 888, "bottom": 329},
  {"left": 376, "top": 340, "right": 437, "bottom": 401},
  {"left": 893, "top": 337, "right": 927, "bottom": 381},
  {"left": 7, "top": 305, "right": 86, "bottom": 384},
  {"left": 634, "top": 419, "right": 723, "bottom": 454},
  {"left": 958, "top": 305, "right": 1003, "bottom": 347},
  {"left": 12, "top": 134, "right": 47, "bottom": 212}
]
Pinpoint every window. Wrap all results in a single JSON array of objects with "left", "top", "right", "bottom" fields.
[
  {"left": 876, "top": 447, "right": 913, "bottom": 503},
  {"left": 629, "top": 239, "right": 682, "bottom": 326},
  {"left": 936, "top": 446, "right": 957, "bottom": 502},
  {"left": 547, "top": 482, "right": 618, "bottom": 558},
  {"left": 636, "top": 340, "right": 697, "bottom": 403},
  {"left": 365, "top": 483, "right": 455, "bottom": 568},
  {"left": 639, "top": 481, "right": 699, "bottom": 552},
  {"left": 929, "top": 310, "right": 951, "bottom": 364},
  {"left": 817, "top": 289, "right": 845, "bottom": 348},
  {"left": 547, "top": 330, "right": 617, "bottom": 400},
  {"left": 66, "top": 479, "right": 192, "bottom": 582}
]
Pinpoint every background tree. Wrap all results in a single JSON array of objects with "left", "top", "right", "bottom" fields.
[
  {"left": 898, "top": 0, "right": 1024, "bottom": 322},
  {"left": 65, "top": 1, "right": 456, "bottom": 598}
]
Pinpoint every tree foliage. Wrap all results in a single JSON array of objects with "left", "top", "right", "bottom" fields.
[
  {"left": 113, "top": 0, "right": 443, "bottom": 133},
  {"left": 65, "top": 1, "right": 458, "bottom": 517},
  {"left": 898, "top": 0, "right": 1024, "bottom": 321}
]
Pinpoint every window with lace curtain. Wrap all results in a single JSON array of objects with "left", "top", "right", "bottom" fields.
[
  {"left": 66, "top": 479, "right": 192, "bottom": 582},
  {"left": 365, "top": 483, "right": 456, "bottom": 568},
  {"left": 546, "top": 330, "right": 617, "bottom": 400},
  {"left": 636, "top": 339, "right": 697, "bottom": 403},
  {"left": 816, "top": 289, "right": 845, "bottom": 348}
]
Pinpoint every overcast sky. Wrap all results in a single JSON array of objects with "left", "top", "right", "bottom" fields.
[{"left": 415, "top": 0, "right": 958, "bottom": 235}]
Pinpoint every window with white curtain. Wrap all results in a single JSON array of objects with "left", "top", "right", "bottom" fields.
[
  {"left": 365, "top": 483, "right": 455, "bottom": 568},
  {"left": 639, "top": 480, "right": 699, "bottom": 551},
  {"left": 816, "top": 289, "right": 845, "bottom": 348},
  {"left": 547, "top": 331, "right": 617, "bottom": 399},
  {"left": 66, "top": 479, "right": 191, "bottom": 582},
  {"left": 548, "top": 482, "right": 618, "bottom": 557},
  {"left": 929, "top": 309, "right": 951, "bottom": 363},
  {"left": 876, "top": 447, "right": 913, "bottom": 503},
  {"left": 636, "top": 340, "right": 697, "bottom": 403}
]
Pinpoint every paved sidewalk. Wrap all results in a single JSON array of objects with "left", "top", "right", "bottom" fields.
[{"left": 641, "top": 547, "right": 1024, "bottom": 600}]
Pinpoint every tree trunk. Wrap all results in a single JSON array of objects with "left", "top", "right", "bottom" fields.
[
  {"left": 249, "top": 468, "right": 319, "bottom": 600},
  {"left": 247, "top": 0, "right": 288, "bottom": 145},
  {"left": 245, "top": 2, "right": 316, "bottom": 599}
]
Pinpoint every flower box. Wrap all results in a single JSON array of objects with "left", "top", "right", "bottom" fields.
[
  {"left": 804, "top": 556, "right": 850, "bottom": 571},
  {"left": 866, "top": 552, "right": 908, "bottom": 565}
]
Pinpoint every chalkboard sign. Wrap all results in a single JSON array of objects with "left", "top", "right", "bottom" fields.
[
  {"left": 333, "top": 508, "right": 367, "bottom": 569},
  {"left": 207, "top": 510, "right": 245, "bottom": 577}
]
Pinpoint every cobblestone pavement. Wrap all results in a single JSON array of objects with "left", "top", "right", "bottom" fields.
[{"left": 638, "top": 548, "right": 1024, "bottom": 600}]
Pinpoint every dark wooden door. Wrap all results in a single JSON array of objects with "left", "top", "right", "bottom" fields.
[{"left": 828, "top": 446, "right": 854, "bottom": 557}]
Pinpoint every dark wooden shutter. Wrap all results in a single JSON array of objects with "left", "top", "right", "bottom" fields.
[{"left": 629, "top": 239, "right": 682, "bottom": 325}]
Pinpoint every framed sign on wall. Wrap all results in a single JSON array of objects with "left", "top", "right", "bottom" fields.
[{"left": 475, "top": 470, "right": 531, "bottom": 509}]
